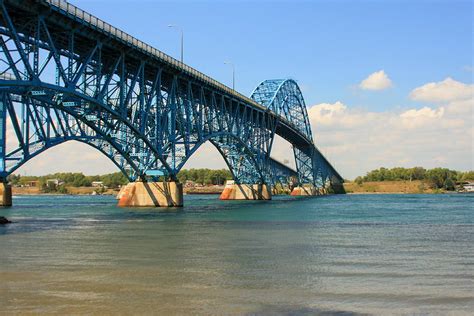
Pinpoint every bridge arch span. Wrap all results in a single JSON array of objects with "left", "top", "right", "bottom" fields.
[
  {"left": 251, "top": 79, "right": 318, "bottom": 185},
  {"left": 251, "top": 79, "right": 312, "bottom": 141},
  {"left": 0, "top": 84, "right": 173, "bottom": 181},
  {"left": 171, "top": 133, "right": 267, "bottom": 185},
  {"left": 7, "top": 138, "right": 132, "bottom": 180},
  {"left": 0, "top": 0, "right": 344, "bottom": 206}
]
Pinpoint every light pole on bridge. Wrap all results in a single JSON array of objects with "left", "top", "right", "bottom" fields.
[
  {"left": 224, "top": 61, "right": 235, "bottom": 90},
  {"left": 167, "top": 24, "right": 184, "bottom": 63}
]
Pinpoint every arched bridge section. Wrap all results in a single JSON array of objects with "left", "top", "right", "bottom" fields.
[
  {"left": 0, "top": 0, "right": 343, "bottom": 194},
  {"left": 251, "top": 79, "right": 329, "bottom": 186},
  {"left": 251, "top": 79, "right": 312, "bottom": 140}
]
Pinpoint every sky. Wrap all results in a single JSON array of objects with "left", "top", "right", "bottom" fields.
[{"left": 14, "top": 0, "right": 473, "bottom": 179}]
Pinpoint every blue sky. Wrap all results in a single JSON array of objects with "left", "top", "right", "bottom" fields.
[
  {"left": 71, "top": 0, "right": 472, "bottom": 109},
  {"left": 16, "top": 0, "right": 473, "bottom": 178}
]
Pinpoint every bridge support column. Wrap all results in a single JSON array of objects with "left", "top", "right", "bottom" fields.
[
  {"left": 220, "top": 181, "right": 271, "bottom": 200},
  {"left": 0, "top": 182, "right": 12, "bottom": 207},
  {"left": 117, "top": 181, "right": 183, "bottom": 207},
  {"left": 116, "top": 184, "right": 128, "bottom": 200},
  {"left": 291, "top": 186, "right": 323, "bottom": 196}
]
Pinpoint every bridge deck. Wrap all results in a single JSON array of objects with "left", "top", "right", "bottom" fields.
[
  {"left": 42, "top": 0, "right": 342, "bottom": 181},
  {"left": 43, "top": 0, "right": 267, "bottom": 113},
  {"left": 2, "top": 0, "right": 343, "bottom": 183}
]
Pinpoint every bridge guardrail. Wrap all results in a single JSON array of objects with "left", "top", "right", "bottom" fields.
[
  {"left": 44, "top": 1, "right": 327, "bottom": 154},
  {"left": 45, "top": 0, "right": 267, "bottom": 114},
  {"left": 22, "top": 1, "right": 342, "bottom": 183}
]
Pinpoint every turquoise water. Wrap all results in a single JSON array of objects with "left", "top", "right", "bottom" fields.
[{"left": 1, "top": 194, "right": 473, "bottom": 315}]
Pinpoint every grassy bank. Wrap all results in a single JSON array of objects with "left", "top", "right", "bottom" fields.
[
  {"left": 344, "top": 180, "right": 441, "bottom": 194},
  {"left": 12, "top": 186, "right": 119, "bottom": 195}
]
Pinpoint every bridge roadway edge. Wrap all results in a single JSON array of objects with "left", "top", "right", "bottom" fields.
[{"left": 0, "top": 0, "right": 345, "bottom": 207}]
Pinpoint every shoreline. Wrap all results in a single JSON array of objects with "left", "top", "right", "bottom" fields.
[
  {"left": 9, "top": 180, "right": 464, "bottom": 196},
  {"left": 11, "top": 191, "right": 465, "bottom": 197},
  {"left": 346, "top": 191, "right": 466, "bottom": 195}
]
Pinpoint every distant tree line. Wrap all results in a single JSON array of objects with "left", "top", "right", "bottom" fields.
[
  {"left": 8, "top": 172, "right": 128, "bottom": 191},
  {"left": 354, "top": 167, "right": 474, "bottom": 191},
  {"left": 177, "top": 169, "right": 232, "bottom": 185},
  {"left": 7, "top": 168, "right": 233, "bottom": 192}
]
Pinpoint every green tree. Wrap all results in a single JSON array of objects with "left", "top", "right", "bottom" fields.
[
  {"left": 425, "top": 168, "right": 457, "bottom": 189},
  {"left": 57, "top": 185, "right": 68, "bottom": 194},
  {"left": 409, "top": 167, "right": 426, "bottom": 180},
  {"left": 459, "top": 171, "right": 474, "bottom": 181},
  {"left": 444, "top": 178, "right": 455, "bottom": 191},
  {"left": 100, "top": 172, "right": 128, "bottom": 188}
]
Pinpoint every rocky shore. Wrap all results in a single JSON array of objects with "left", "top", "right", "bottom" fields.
[{"left": 0, "top": 216, "right": 12, "bottom": 224}]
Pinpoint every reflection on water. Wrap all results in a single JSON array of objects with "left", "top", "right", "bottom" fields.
[{"left": 1, "top": 194, "right": 473, "bottom": 315}]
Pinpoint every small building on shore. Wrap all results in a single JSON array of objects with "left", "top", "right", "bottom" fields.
[
  {"left": 47, "top": 179, "right": 64, "bottom": 188},
  {"left": 460, "top": 182, "right": 474, "bottom": 192},
  {"left": 25, "top": 180, "right": 39, "bottom": 187},
  {"left": 184, "top": 180, "right": 195, "bottom": 188},
  {"left": 91, "top": 181, "right": 104, "bottom": 187}
]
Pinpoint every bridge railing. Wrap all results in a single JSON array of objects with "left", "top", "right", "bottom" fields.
[
  {"left": 42, "top": 1, "right": 325, "bottom": 156},
  {"left": 26, "top": 1, "right": 343, "bottom": 183},
  {"left": 44, "top": 0, "right": 267, "bottom": 113}
]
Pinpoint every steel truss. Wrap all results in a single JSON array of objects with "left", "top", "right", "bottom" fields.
[{"left": 0, "top": 0, "right": 343, "bottom": 190}]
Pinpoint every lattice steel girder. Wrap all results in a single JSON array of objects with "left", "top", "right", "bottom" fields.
[
  {"left": 251, "top": 79, "right": 343, "bottom": 187},
  {"left": 0, "top": 0, "right": 343, "bottom": 189}
]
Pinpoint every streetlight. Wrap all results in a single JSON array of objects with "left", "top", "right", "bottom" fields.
[
  {"left": 167, "top": 24, "right": 183, "bottom": 63},
  {"left": 224, "top": 61, "right": 235, "bottom": 90}
]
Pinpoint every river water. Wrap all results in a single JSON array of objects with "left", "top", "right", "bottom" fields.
[{"left": 1, "top": 194, "right": 473, "bottom": 315}]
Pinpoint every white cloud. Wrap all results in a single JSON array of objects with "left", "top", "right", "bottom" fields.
[
  {"left": 409, "top": 77, "right": 473, "bottom": 102},
  {"left": 15, "top": 142, "right": 118, "bottom": 176},
  {"left": 359, "top": 70, "right": 392, "bottom": 90},
  {"left": 445, "top": 98, "right": 473, "bottom": 114},
  {"left": 183, "top": 141, "right": 227, "bottom": 169},
  {"left": 307, "top": 93, "right": 473, "bottom": 179},
  {"left": 399, "top": 106, "right": 445, "bottom": 128},
  {"left": 310, "top": 101, "right": 347, "bottom": 121},
  {"left": 7, "top": 78, "right": 473, "bottom": 181}
]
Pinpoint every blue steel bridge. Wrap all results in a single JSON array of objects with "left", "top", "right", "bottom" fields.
[{"left": 0, "top": 0, "right": 343, "bottom": 202}]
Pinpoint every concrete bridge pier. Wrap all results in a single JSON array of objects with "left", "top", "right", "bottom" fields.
[
  {"left": 290, "top": 185, "right": 324, "bottom": 196},
  {"left": 220, "top": 181, "right": 272, "bottom": 200},
  {"left": 117, "top": 181, "right": 183, "bottom": 207},
  {"left": 0, "top": 182, "right": 12, "bottom": 207}
]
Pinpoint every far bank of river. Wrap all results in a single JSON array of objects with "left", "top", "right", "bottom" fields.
[
  {"left": 343, "top": 180, "right": 448, "bottom": 194},
  {"left": 10, "top": 180, "right": 458, "bottom": 196},
  {"left": 11, "top": 185, "right": 226, "bottom": 196}
]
